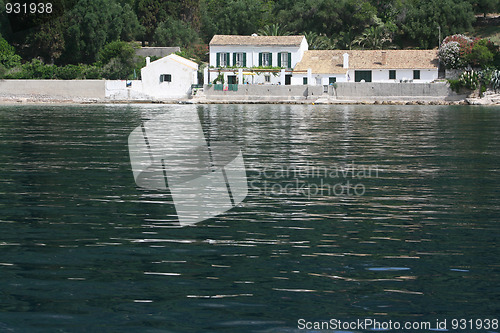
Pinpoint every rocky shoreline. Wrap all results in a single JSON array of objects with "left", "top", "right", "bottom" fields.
[{"left": 0, "top": 93, "right": 498, "bottom": 106}]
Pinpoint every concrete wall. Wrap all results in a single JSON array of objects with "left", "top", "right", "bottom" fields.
[
  {"left": 0, "top": 79, "right": 105, "bottom": 98},
  {"left": 105, "top": 80, "right": 152, "bottom": 100},
  {"left": 204, "top": 82, "right": 466, "bottom": 101},
  {"left": 332, "top": 82, "right": 464, "bottom": 101},
  {"left": 204, "top": 84, "right": 324, "bottom": 101}
]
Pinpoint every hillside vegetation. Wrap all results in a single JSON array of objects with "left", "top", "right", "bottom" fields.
[{"left": 0, "top": 0, "right": 498, "bottom": 79}]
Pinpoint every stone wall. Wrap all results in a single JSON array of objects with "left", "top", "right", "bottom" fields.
[
  {"left": 0, "top": 80, "right": 105, "bottom": 99},
  {"left": 204, "top": 84, "right": 324, "bottom": 101},
  {"left": 204, "top": 82, "right": 466, "bottom": 102},
  {"left": 332, "top": 82, "right": 465, "bottom": 101}
]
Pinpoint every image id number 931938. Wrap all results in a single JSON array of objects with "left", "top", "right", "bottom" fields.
[{"left": 5, "top": 2, "right": 52, "bottom": 14}]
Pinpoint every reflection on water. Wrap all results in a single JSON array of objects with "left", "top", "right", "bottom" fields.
[{"left": 0, "top": 104, "right": 499, "bottom": 332}]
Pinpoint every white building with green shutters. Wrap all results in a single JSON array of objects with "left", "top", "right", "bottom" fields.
[{"left": 207, "top": 35, "right": 308, "bottom": 85}]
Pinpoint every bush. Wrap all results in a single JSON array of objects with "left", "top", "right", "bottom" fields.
[
  {"left": 98, "top": 41, "right": 137, "bottom": 79},
  {"left": 20, "top": 59, "right": 55, "bottom": 79},
  {"left": 438, "top": 41, "right": 462, "bottom": 69},
  {"left": 82, "top": 65, "right": 102, "bottom": 79},
  {"left": 97, "top": 41, "right": 135, "bottom": 66},
  {"left": 459, "top": 70, "right": 479, "bottom": 90},
  {"left": 448, "top": 79, "right": 462, "bottom": 92},
  {"left": 54, "top": 64, "right": 84, "bottom": 79},
  {"left": 440, "top": 34, "right": 499, "bottom": 69},
  {"left": 0, "top": 37, "right": 21, "bottom": 69},
  {"left": 466, "top": 39, "right": 494, "bottom": 68},
  {"left": 491, "top": 70, "right": 500, "bottom": 91}
]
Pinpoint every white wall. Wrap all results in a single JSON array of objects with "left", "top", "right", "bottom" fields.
[
  {"left": 105, "top": 80, "right": 151, "bottom": 100},
  {"left": 292, "top": 69, "right": 438, "bottom": 85},
  {"left": 371, "top": 69, "right": 438, "bottom": 82},
  {"left": 345, "top": 69, "right": 437, "bottom": 83},
  {"left": 209, "top": 40, "right": 308, "bottom": 69},
  {"left": 141, "top": 56, "right": 198, "bottom": 99},
  {"left": 291, "top": 73, "right": 348, "bottom": 85}
]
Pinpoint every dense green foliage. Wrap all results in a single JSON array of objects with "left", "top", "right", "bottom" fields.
[
  {"left": 0, "top": 0, "right": 498, "bottom": 79},
  {"left": 439, "top": 34, "right": 499, "bottom": 69}
]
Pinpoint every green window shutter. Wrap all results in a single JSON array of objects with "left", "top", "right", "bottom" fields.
[
  {"left": 269, "top": 53, "right": 272, "bottom": 66},
  {"left": 288, "top": 53, "right": 292, "bottom": 68},
  {"left": 259, "top": 53, "right": 262, "bottom": 66},
  {"left": 413, "top": 70, "right": 420, "bottom": 80},
  {"left": 278, "top": 53, "right": 281, "bottom": 67},
  {"left": 243, "top": 53, "right": 246, "bottom": 67},
  {"left": 233, "top": 53, "right": 236, "bottom": 67},
  {"left": 226, "top": 53, "right": 230, "bottom": 66},
  {"left": 216, "top": 53, "right": 220, "bottom": 67}
]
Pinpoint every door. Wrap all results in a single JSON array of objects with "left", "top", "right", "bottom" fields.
[
  {"left": 285, "top": 75, "right": 292, "bottom": 85},
  {"left": 227, "top": 75, "right": 237, "bottom": 84},
  {"left": 355, "top": 70, "right": 372, "bottom": 82}
]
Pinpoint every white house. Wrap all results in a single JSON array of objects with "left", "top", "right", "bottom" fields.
[
  {"left": 293, "top": 49, "right": 439, "bottom": 84},
  {"left": 141, "top": 54, "right": 198, "bottom": 99},
  {"left": 207, "top": 35, "right": 308, "bottom": 85}
]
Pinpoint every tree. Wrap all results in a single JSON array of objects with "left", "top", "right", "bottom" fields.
[
  {"left": 25, "top": 17, "right": 66, "bottom": 63},
  {"left": 354, "top": 23, "right": 393, "bottom": 49},
  {"left": 98, "top": 40, "right": 138, "bottom": 79},
  {"left": 304, "top": 31, "right": 334, "bottom": 50},
  {"left": 469, "top": 0, "right": 498, "bottom": 17},
  {"left": 402, "top": 0, "right": 475, "bottom": 49},
  {"left": 258, "top": 23, "right": 291, "bottom": 36},
  {"left": 199, "top": 0, "right": 271, "bottom": 41},
  {"left": 62, "top": 0, "right": 142, "bottom": 64},
  {"left": 136, "top": 0, "right": 167, "bottom": 46},
  {"left": 153, "top": 16, "right": 200, "bottom": 47}
]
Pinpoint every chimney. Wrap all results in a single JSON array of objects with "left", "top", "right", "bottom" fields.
[
  {"left": 146, "top": 56, "right": 150, "bottom": 66},
  {"left": 343, "top": 53, "right": 349, "bottom": 69},
  {"left": 381, "top": 51, "right": 387, "bottom": 65}
]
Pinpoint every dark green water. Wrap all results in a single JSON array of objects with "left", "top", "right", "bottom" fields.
[{"left": 0, "top": 104, "right": 499, "bottom": 332}]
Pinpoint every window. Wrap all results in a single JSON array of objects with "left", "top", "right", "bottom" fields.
[
  {"left": 233, "top": 52, "right": 246, "bottom": 67},
  {"left": 262, "top": 52, "right": 271, "bottom": 66},
  {"left": 329, "top": 77, "right": 336, "bottom": 85},
  {"left": 160, "top": 74, "right": 171, "bottom": 82},
  {"left": 259, "top": 52, "right": 272, "bottom": 66},
  {"left": 217, "top": 53, "right": 229, "bottom": 67},
  {"left": 389, "top": 70, "right": 396, "bottom": 80},
  {"left": 413, "top": 70, "right": 420, "bottom": 80},
  {"left": 303, "top": 77, "right": 308, "bottom": 85},
  {"left": 355, "top": 70, "right": 372, "bottom": 82},
  {"left": 265, "top": 75, "right": 270, "bottom": 83},
  {"left": 278, "top": 52, "right": 291, "bottom": 68}
]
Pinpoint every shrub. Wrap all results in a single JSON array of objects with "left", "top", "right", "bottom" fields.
[
  {"left": 438, "top": 41, "right": 462, "bottom": 69},
  {"left": 98, "top": 41, "right": 137, "bottom": 79},
  {"left": 440, "top": 34, "right": 499, "bottom": 69},
  {"left": 0, "top": 37, "right": 21, "bottom": 69},
  {"left": 459, "top": 70, "right": 479, "bottom": 90},
  {"left": 478, "top": 68, "right": 494, "bottom": 87},
  {"left": 21, "top": 59, "right": 55, "bottom": 79},
  {"left": 82, "top": 65, "right": 102, "bottom": 79},
  {"left": 466, "top": 39, "right": 494, "bottom": 68},
  {"left": 54, "top": 64, "right": 84, "bottom": 79},
  {"left": 448, "top": 79, "right": 462, "bottom": 92},
  {"left": 97, "top": 41, "right": 135, "bottom": 66},
  {"left": 491, "top": 70, "right": 500, "bottom": 91}
]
